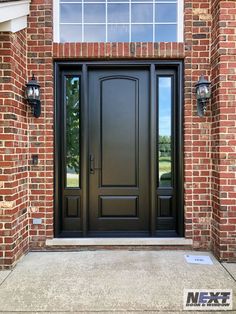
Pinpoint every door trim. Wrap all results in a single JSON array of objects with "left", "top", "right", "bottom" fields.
[{"left": 54, "top": 60, "right": 184, "bottom": 238}]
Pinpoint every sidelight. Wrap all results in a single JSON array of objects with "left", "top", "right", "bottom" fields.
[
  {"left": 157, "top": 76, "right": 172, "bottom": 188},
  {"left": 65, "top": 76, "right": 81, "bottom": 188}
]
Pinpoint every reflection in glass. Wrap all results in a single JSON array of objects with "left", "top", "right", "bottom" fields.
[
  {"left": 84, "top": 25, "right": 106, "bottom": 42},
  {"left": 158, "top": 77, "right": 172, "bottom": 187},
  {"left": 108, "top": 24, "right": 129, "bottom": 42},
  {"left": 155, "top": 4, "right": 177, "bottom": 23},
  {"left": 131, "top": 25, "right": 153, "bottom": 42},
  {"left": 66, "top": 77, "right": 80, "bottom": 188},
  {"left": 84, "top": 4, "right": 106, "bottom": 23},
  {"left": 108, "top": 4, "right": 129, "bottom": 23},
  {"left": 155, "top": 24, "right": 177, "bottom": 42},
  {"left": 60, "top": 25, "right": 82, "bottom": 42},
  {"left": 131, "top": 4, "right": 153, "bottom": 23},
  {"left": 60, "top": 4, "right": 82, "bottom": 23}
]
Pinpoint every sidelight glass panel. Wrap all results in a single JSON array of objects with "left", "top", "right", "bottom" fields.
[
  {"left": 65, "top": 76, "right": 80, "bottom": 188},
  {"left": 158, "top": 77, "right": 172, "bottom": 187}
]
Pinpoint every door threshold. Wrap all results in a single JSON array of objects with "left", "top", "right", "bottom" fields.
[{"left": 46, "top": 237, "right": 192, "bottom": 247}]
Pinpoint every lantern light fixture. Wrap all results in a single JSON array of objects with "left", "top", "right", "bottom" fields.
[
  {"left": 25, "top": 74, "right": 41, "bottom": 118},
  {"left": 195, "top": 75, "right": 211, "bottom": 117}
]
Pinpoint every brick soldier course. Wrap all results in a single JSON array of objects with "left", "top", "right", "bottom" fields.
[{"left": 0, "top": 0, "right": 236, "bottom": 268}]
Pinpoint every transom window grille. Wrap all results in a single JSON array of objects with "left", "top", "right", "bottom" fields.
[{"left": 55, "top": 0, "right": 183, "bottom": 42}]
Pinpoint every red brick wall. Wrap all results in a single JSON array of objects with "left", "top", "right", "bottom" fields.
[
  {"left": 27, "top": 0, "right": 54, "bottom": 249},
  {"left": 0, "top": 31, "right": 29, "bottom": 268},
  {"left": 184, "top": 0, "right": 212, "bottom": 250},
  {"left": 211, "top": 0, "right": 236, "bottom": 261},
  {"left": 0, "top": 0, "right": 235, "bottom": 268},
  {"left": 53, "top": 42, "right": 184, "bottom": 59}
]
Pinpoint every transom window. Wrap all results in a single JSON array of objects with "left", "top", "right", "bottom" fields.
[{"left": 55, "top": 0, "right": 183, "bottom": 42}]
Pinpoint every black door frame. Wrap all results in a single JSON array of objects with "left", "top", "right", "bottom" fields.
[{"left": 54, "top": 60, "right": 184, "bottom": 238}]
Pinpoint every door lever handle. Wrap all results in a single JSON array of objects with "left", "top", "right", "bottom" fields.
[{"left": 90, "top": 154, "right": 94, "bottom": 174}]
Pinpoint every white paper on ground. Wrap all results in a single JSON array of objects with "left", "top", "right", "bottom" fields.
[{"left": 184, "top": 254, "right": 213, "bottom": 265}]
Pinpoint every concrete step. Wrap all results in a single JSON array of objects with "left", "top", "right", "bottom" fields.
[{"left": 44, "top": 238, "right": 193, "bottom": 251}]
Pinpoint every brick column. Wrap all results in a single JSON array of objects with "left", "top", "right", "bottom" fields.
[
  {"left": 184, "top": 0, "right": 212, "bottom": 249},
  {"left": 211, "top": 0, "right": 236, "bottom": 261},
  {"left": 0, "top": 31, "right": 29, "bottom": 268},
  {"left": 27, "top": 0, "right": 54, "bottom": 248}
]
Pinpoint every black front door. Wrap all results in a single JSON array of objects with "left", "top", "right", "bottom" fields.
[
  {"left": 88, "top": 69, "right": 150, "bottom": 236},
  {"left": 55, "top": 62, "right": 184, "bottom": 238}
]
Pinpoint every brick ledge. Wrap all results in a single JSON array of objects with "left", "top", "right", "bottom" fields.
[{"left": 53, "top": 42, "right": 185, "bottom": 59}]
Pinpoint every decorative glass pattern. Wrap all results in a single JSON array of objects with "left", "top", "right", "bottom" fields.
[{"left": 59, "top": 0, "right": 178, "bottom": 42}]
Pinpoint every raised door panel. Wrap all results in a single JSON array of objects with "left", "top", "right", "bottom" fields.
[{"left": 101, "top": 78, "right": 138, "bottom": 187}]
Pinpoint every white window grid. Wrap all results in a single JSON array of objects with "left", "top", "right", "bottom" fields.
[{"left": 54, "top": 0, "right": 183, "bottom": 42}]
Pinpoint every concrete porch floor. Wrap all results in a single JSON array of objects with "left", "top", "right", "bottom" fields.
[{"left": 0, "top": 250, "right": 235, "bottom": 313}]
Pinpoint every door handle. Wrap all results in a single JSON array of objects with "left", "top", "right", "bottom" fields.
[{"left": 90, "top": 154, "right": 94, "bottom": 174}]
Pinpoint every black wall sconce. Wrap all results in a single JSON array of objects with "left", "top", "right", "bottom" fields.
[
  {"left": 25, "top": 74, "right": 41, "bottom": 118},
  {"left": 195, "top": 75, "right": 211, "bottom": 117}
]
